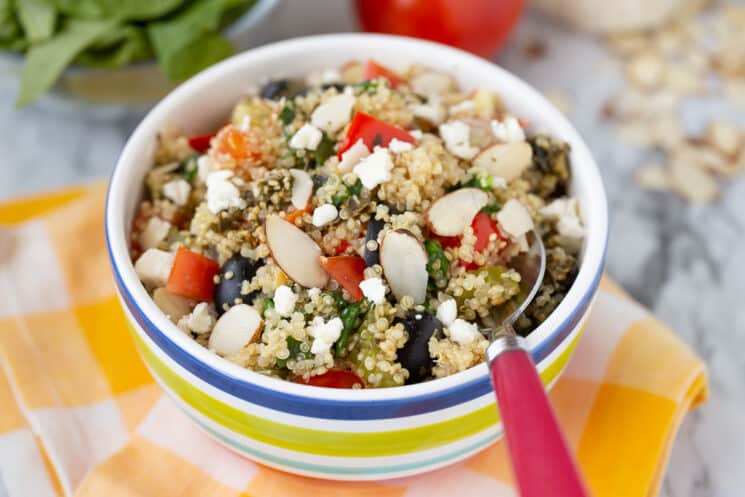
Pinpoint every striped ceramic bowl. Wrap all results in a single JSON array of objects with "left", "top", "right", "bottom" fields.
[{"left": 105, "top": 34, "right": 608, "bottom": 480}]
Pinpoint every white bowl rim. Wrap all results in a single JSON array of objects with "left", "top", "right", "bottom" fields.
[{"left": 106, "top": 33, "right": 608, "bottom": 402}]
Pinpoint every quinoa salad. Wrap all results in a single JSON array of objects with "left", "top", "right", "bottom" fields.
[{"left": 129, "top": 60, "right": 585, "bottom": 388}]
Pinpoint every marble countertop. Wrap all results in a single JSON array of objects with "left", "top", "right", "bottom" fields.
[{"left": 1, "top": 2, "right": 742, "bottom": 496}]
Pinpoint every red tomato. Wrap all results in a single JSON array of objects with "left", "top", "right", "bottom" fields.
[
  {"left": 432, "top": 234, "right": 461, "bottom": 249},
  {"left": 166, "top": 247, "right": 220, "bottom": 301},
  {"left": 363, "top": 59, "right": 403, "bottom": 88},
  {"left": 319, "top": 255, "right": 366, "bottom": 301},
  {"left": 297, "top": 370, "right": 365, "bottom": 389},
  {"left": 471, "top": 212, "right": 504, "bottom": 252},
  {"left": 355, "top": 0, "right": 523, "bottom": 58},
  {"left": 337, "top": 112, "right": 414, "bottom": 159},
  {"left": 187, "top": 131, "right": 218, "bottom": 153},
  {"left": 334, "top": 240, "right": 352, "bottom": 255}
]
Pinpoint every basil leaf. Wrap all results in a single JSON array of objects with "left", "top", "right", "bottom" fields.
[
  {"left": 75, "top": 24, "right": 151, "bottom": 69},
  {"left": 96, "top": 0, "right": 185, "bottom": 21},
  {"left": 147, "top": 0, "right": 229, "bottom": 80},
  {"left": 47, "top": 0, "right": 105, "bottom": 19},
  {"left": 424, "top": 239, "right": 450, "bottom": 289},
  {"left": 17, "top": 18, "right": 116, "bottom": 106},
  {"left": 481, "top": 202, "right": 501, "bottom": 214},
  {"left": 16, "top": 0, "right": 56, "bottom": 42},
  {"left": 0, "top": 0, "right": 23, "bottom": 44},
  {"left": 279, "top": 103, "right": 295, "bottom": 125},
  {"left": 161, "top": 31, "right": 232, "bottom": 80},
  {"left": 334, "top": 300, "right": 362, "bottom": 357},
  {"left": 313, "top": 133, "right": 334, "bottom": 167}
]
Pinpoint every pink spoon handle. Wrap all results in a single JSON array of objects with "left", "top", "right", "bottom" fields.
[{"left": 488, "top": 337, "right": 591, "bottom": 497}]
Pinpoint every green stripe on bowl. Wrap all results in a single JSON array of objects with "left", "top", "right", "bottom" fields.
[{"left": 131, "top": 324, "right": 582, "bottom": 458}]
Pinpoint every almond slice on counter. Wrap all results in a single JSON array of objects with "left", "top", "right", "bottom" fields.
[
  {"left": 289, "top": 169, "right": 313, "bottom": 210},
  {"left": 208, "top": 304, "right": 263, "bottom": 356},
  {"left": 380, "top": 229, "right": 428, "bottom": 304},
  {"left": 425, "top": 188, "right": 489, "bottom": 236},
  {"left": 265, "top": 215, "right": 329, "bottom": 288},
  {"left": 473, "top": 142, "right": 533, "bottom": 182}
]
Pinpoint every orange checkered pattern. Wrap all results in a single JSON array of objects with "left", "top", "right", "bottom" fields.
[{"left": 0, "top": 184, "right": 708, "bottom": 497}]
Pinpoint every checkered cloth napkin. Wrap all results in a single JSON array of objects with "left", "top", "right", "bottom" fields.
[{"left": 0, "top": 183, "right": 708, "bottom": 497}]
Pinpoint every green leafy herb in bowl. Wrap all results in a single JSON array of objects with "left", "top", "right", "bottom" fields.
[{"left": 0, "top": 0, "right": 258, "bottom": 106}]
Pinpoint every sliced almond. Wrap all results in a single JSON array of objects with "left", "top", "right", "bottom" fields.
[
  {"left": 379, "top": 229, "right": 428, "bottom": 304},
  {"left": 473, "top": 142, "right": 533, "bottom": 182},
  {"left": 153, "top": 287, "right": 193, "bottom": 323},
  {"left": 289, "top": 170, "right": 313, "bottom": 210},
  {"left": 425, "top": 188, "right": 489, "bottom": 236},
  {"left": 635, "top": 164, "right": 671, "bottom": 191},
  {"left": 265, "top": 215, "right": 329, "bottom": 288},
  {"left": 208, "top": 304, "right": 263, "bottom": 356},
  {"left": 411, "top": 71, "right": 454, "bottom": 96},
  {"left": 496, "top": 199, "right": 534, "bottom": 239},
  {"left": 669, "top": 157, "right": 719, "bottom": 203},
  {"left": 626, "top": 51, "right": 665, "bottom": 90},
  {"left": 705, "top": 121, "right": 742, "bottom": 158},
  {"left": 311, "top": 93, "right": 356, "bottom": 134}
]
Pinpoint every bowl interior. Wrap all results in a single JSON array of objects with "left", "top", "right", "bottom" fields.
[{"left": 107, "top": 34, "right": 608, "bottom": 400}]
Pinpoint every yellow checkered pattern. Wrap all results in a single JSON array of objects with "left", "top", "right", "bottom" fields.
[{"left": 0, "top": 184, "right": 708, "bottom": 497}]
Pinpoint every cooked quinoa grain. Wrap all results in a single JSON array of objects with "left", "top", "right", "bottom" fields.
[{"left": 130, "top": 61, "right": 585, "bottom": 388}]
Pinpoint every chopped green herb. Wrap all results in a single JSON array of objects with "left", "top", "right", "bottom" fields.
[
  {"left": 178, "top": 154, "right": 199, "bottom": 182},
  {"left": 313, "top": 133, "right": 335, "bottom": 167},
  {"left": 312, "top": 174, "right": 328, "bottom": 189},
  {"left": 261, "top": 297, "right": 274, "bottom": 317},
  {"left": 279, "top": 103, "right": 295, "bottom": 126},
  {"left": 460, "top": 175, "right": 494, "bottom": 191},
  {"left": 335, "top": 300, "right": 362, "bottom": 356},
  {"left": 332, "top": 178, "right": 363, "bottom": 207},
  {"left": 481, "top": 202, "right": 501, "bottom": 214},
  {"left": 352, "top": 80, "right": 379, "bottom": 93},
  {"left": 424, "top": 239, "right": 450, "bottom": 289},
  {"left": 276, "top": 336, "right": 307, "bottom": 369}
]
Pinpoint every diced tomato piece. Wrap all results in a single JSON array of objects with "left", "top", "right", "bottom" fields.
[
  {"left": 363, "top": 59, "right": 404, "bottom": 88},
  {"left": 297, "top": 370, "right": 365, "bottom": 388},
  {"left": 471, "top": 212, "right": 504, "bottom": 252},
  {"left": 319, "top": 255, "right": 366, "bottom": 301},
  {"left": 334, "top": 240, "right": 351, "bottom": 255},
  {"left": 432, "top": 234, "right": 461, "bottom": 249},
  {"left": 337, "top": 112, "right": 415, "bottom": 158},
  {"left": 214, "top": 125, "right": 254, "bottom": 161},
  {"left": 166, "top": 247, "right": 220, "bottom": 301},
  {"left": 187, "top": 131, "right": 218, "bottom": 153}
]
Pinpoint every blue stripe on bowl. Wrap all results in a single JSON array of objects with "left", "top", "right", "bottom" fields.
[{"left": 108, "top": 237, "right": 601, "bottom": 421}]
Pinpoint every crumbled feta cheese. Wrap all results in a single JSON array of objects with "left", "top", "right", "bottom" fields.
[
  {"left": 491, "top": 116, "right": 526, "bottom": 143},
  {"left": 411, "top": 71, "right": 452, "bottom": 96},
  {"left": 289, "top": 123, "right": 323, "bottom": 150},
  {"left": 412, "top": 98, "right": 446, "bottom": 125},
  {"left": 353, "top": 147, "right": 394, "bottom": 189},
  {"left": 312, "top": 204, "right": 338, "bottom": 227},
  {"left": 311, "top": 93, "right": 356, "bottom": 133},
  {"left": 309, "top": 316, "right": 343, "bottom": 355},
  {"left": 439, "top": 120, "right": 479, "bottom": 159},
  {"left": 410, "top": 130, "right": 423, "bottom": 141},
  {"left": 206, "top": 170, "right": 246, "bottom": 214},
  {"left": 338, "top": 139, "right": 370, "bottom": 172},
  {"left": 449, "top": 319, "right": 480, "bottom": 345},
  {"left": 134, "top": 249, "right": 174, "bottom": 287},
  {"left": 163, "top": 178, "right": 191, "bottom": 206},
  {"left": 449, "top": 100, "right": 475, "bottom": 114},
  {"left": 197, "top": 155, "right": 215, "bottom": 182},
  {"left": 359, "top": 277, "right": 386, "bottom": 304},
  {"left": 496, "top": 199, "right": 534, "bottom": 239},
  {"left": 140, "top": 217, "right": 171, "bottom": 250},
  {"left": 273, "top": 285, "right": 298, "bottom": 317},
  {"left": 187, "top": 302, "right": 215, "bottom": 334},
  {"left": 540, "top": 198, "right": 585, "bottom": 239},
  {"left": 436, "top": 298, "right": 457, "bottom": 326},
  {"left": 308, "top": 287, "right": 321, "bottom": 297},
  {"left": 491, "top": 176, "right": 508, "bottom": 189},
  {"left": 388, "top": 138, "right": 413, "bottom": 153}
]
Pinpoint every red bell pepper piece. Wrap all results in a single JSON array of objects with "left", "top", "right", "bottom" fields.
[
  {"left": 166, "top": 247, "right": 220, "bottom": 301},
  {"left": 319, "top": 255, "right": 366, "bottom": 301},
  {"left": 187, "top": 131, "right": 218, "bottom": 153},
  {"left": 363, "top": 59, "right": 404, "bottom": 88},
  {"left": 337, "top": 112, "right": 415, "bottom": 159},
  {"left": 471, "top": 212, "right": 504, "bottom": 252},
  {"left": 334, "top": 240, "right": 352, "bottom": 255},
  {"left": 297, "top": 370, "right": 365, "bottom": 388}
]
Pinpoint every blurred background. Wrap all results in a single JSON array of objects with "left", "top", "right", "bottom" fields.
[{"left": 1, "top": 1, "right": 743, "bottom": 495}]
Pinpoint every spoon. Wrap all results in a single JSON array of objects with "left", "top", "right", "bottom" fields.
[{"left": 483, "top": 230, "right": 591, "bottom": 497}]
